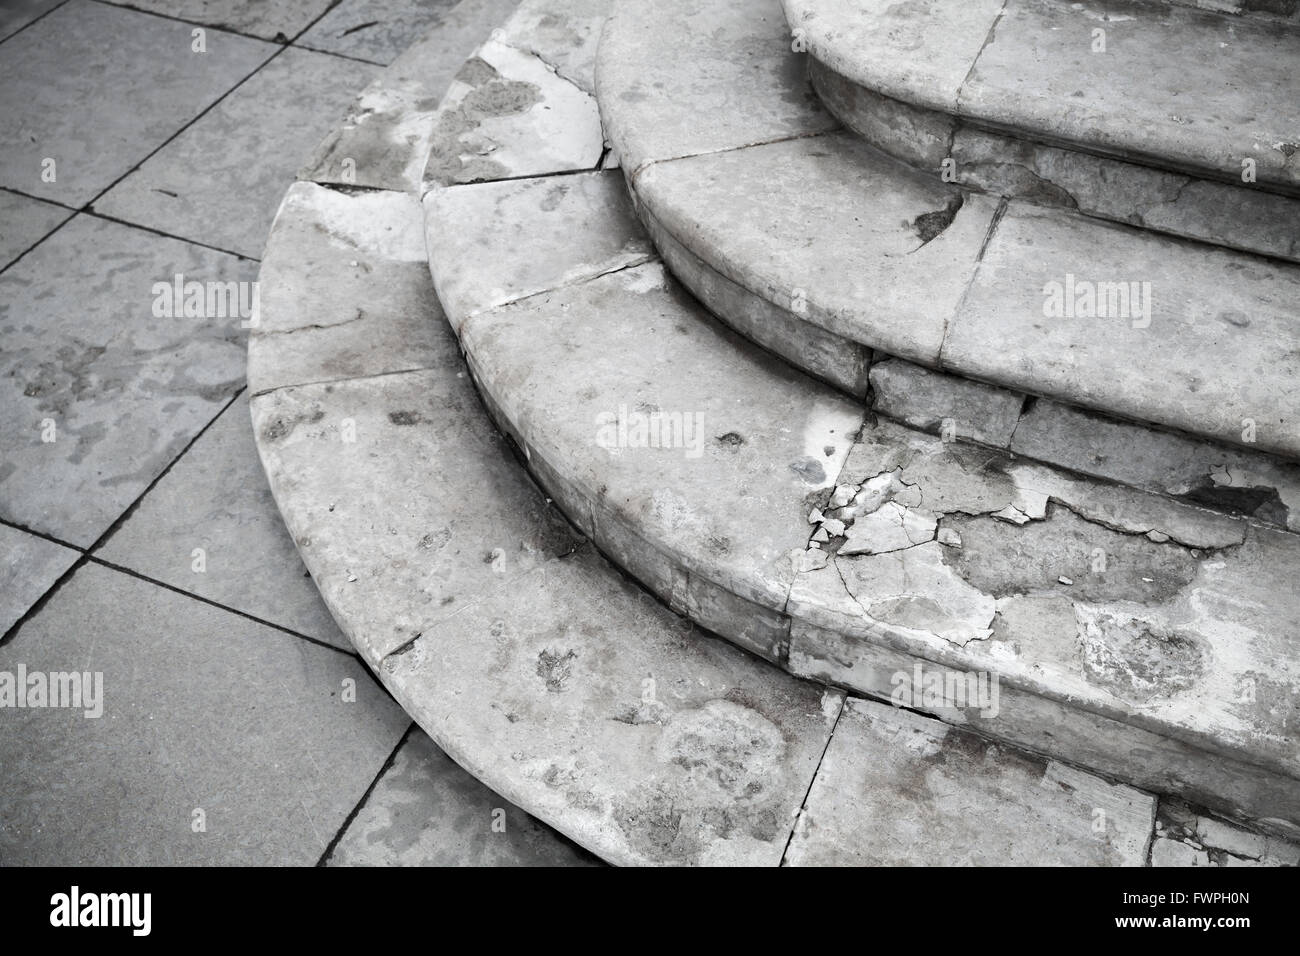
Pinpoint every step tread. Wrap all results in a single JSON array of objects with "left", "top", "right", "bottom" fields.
[
  {"left": 783, "top": 0, "right": 1300, "bottom": 192},
  {"left": 596, "top": 0, "right": 1300, "bottom": 461}
]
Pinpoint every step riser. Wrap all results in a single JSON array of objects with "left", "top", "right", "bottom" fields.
[{"left": 809, "top": 57, "right": 1300, "bottom": 264}]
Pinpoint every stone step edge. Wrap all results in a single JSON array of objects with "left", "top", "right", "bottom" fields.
[
  {"left": 805, "top": 57, "right": 1300, "bottom": 266},
  {"left": 632, "top": 189, "right": 1300, "bottom": 541},
  {"left": 781, "top": 0, "right": 1300, "bottom": 199},
  {"left": 421, "top": 193, "right": 1300, "bottom": 837}
]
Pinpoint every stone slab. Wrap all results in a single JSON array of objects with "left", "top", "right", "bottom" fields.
[
  {"left": 784, "top": 697, "right": 1154, "bottom": 865},
  {"left": 97, "top": 392, "right": 347, "bottom": 648},
  {"left": 1151, "top": 799, "right": 1300, "bottom": 866},
  {"left": 299, "top": 0, "right": 523, "bottom": 191},
  {"left": 870, "top": 358, "right": 1024, "bottom": 448},
  {"left": 596, "top": 0, "right": 839, "bottom": 173},
  {"left": 95, "top": 47, "right": 378, "bottom": 259},
  {"left": 944, "top": 202, "right": 1300, "bottom": 460},
  {"left": 493, "top": 0, "right": 613, "bottom": 94},
  {"left": 0, "top": 523, "right": 78, "bottom": 635},
  {"left": 327, "top": 730, "right": 601, "bottom": 866},
  {"left": 0, "top": 562, "right": 409, "bottom": 865},
  {"left": 0, "top": 0, "right": 62, "bottom": 43},
  {"left": 1012, "top": 398, "right": 1300, "bottom": 534},
  {"left": 0, "top": 214, "right": 251, "bottom": 546},
  {"left": 633, "top": 132, "right": 998, "bottom": 367},
  {"left": 249, "top": 366, "right": 583, "bottom": 664},
  {"left": 98, "top": 0, "right": 334, "bottom": 40},
  {"left": 382, "top": 544, "right": 844, "bottom": 866},
  {"left": 0, "top": 190, "right": 70, "bottom": 271},
  {"left": 421, "top": 37, "right": 604, "bottom": 188},
  {"left": 0, "top": 0, "right": 274, "bottom": 207},
  {"left": 458, "top": 260, "right": 864, "bottom": 615},
  {"left": 248, "top": 182, "right": 453, "bottom": 395},
  {"left": 298, "top": 0, "right": 463, "bottom": 66},
  {"left": 424, "top": 171, "right": 654, "bottom": 326}
]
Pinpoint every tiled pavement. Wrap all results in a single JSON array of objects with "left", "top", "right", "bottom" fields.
[{"left": 0, "top": 0, "right": 596, "bottom": 865}]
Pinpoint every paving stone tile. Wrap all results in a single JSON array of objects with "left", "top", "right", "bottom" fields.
[
  {"left": 421, "top": 37, "right": 604, "bottom": 188},
  {"left": 96, "top": 47, "right": 378, "bottom": 259},
  {"left": 0, "top": 523, "right": 78, "bottom": 634},
  {"left": 328, "top": 730, "right": 601, "bottom": 866},
  {"left": 0, "top": 0, "right": 274, "bottom": 207},
  {"left": 0, "top": 562, "right": 409, "bottom": 864},
  {"left": 298, "top": 0, "right": 462, "bottom": 66},
  {"left": 784, "top": 697, "right": 1155, "bottom": 866},
  {"left": 97, "top": 392, "right": 347, "bottom": 648},
  {"left": 249, "top": 182, "right": 452, "bottom": 395},
  {"left": 493, "top": 0, "right": 612, "bottom": 94},
  {"left": 383, "top": 544, "right": 844, "bottom": 866},
  {"left": 98, "top": 0, "right": 334, "bottom": 41},
  {"left": 300, "top": 0, "right": 523, "bottom": 191},
  {"left": 0, "top": 214, "right": 252, "bottom": 546},
  {"left": 0, "top": 190, "right": 70, "bottom": 270},
  {"left": 0, "top": 0, "right": 63, "bottom": 43},
  {"left": 249, "top": 365, "right": 583, "bottom": 664}
]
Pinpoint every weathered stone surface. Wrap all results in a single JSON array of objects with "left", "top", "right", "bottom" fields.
[
  {"left": 0, "top": 0, "right": 61, "bottom": 43},
  {"left": 300, "top": 0, "right": 522, "bottom": 191},
  {"left": 787, "top": 418, "right": 1300, "bottom": 826},
  {"left": 327, "top": 731, "right": 602, "bottom": 866},
  {"left": 494, "top": 0, "right": 613, "bottom": 94},
  {"left": 250, "top": 365, "right": 582, "bottom": 664},
  {"left": 382, "top": 544, "right": 844, "bottom": 866},
  {"left": 96, "top": 48, "right": 378, "bottom": 259},
  {"left": 298, "top": 0, "right": 462, "bottom": 65},
  {"left": 0, "top": 523, "right": 77, "bottom": 635},
  {"left": 632, "top": 133, "right": 998, "bottom": 367},
  {"left": 1151, "top": 799, "right": 1300, "bottom": 866},
  {"left": 0, "top": 0, "right": 274, "bottom": 206},
  {"left": 424, "top": 171, "right": 654, "bottom": 325},
  {"left": 945, "top": 203, "right": 1300, "bottom": 459},
  {"left": 961, "top": 0, "right": 1300, "bottom": 192},
  {"left": 0, "top": 191, "right": 69, "bottom": 270},
  {"left": 99, "top": 0, "right": 334, "bottom": 40},
  {"left": 458, "top": 261, "right": 864, "bottom": 614},
  {"left": 1012, "top": 398, "right": 1300, "bottom": 533},
  {"left": 870, "top": 359, "right": 1024, "bottom": 448},
  {"left": 98, "top": 393, "right": 347, "bottom": 648},
  {"left": 785, "top": 697, "right": 1154, "bottom": 865},
  {"left": 596, "top": 0, "right": 838, "bottom": 173},
  {"left": 422, "top": 38, "right": 603, "bottom": 188},
  {"left": 249, "top": 183, "right": 453, "bottom": 395},
  {"left": 0, "top": 562, "right": 409, "bottom": 864},
  {"left": 783, "top": 0, "right": 1005, "bottom": 113},
  {"left": 0, "top": 215, "right": 251, "bottom": 546},
  {"left": 789, "top": 0, "right": 1300, "bottom": 192}
]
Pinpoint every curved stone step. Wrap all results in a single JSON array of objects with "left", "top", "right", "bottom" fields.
[
  {"left": 782, "top": 0, "right": 1300, "bottom": 198},
  {"left": 595, "top": 0, "right": 1300, "bottom": 463},
  {"left": 423, "top": 8, "right": 1300, "bottom": 833},
  {"left": 243, "top": 0, "right": 1197, "bottom": 867}
]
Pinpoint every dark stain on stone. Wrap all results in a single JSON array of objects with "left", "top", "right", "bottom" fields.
[
  {"left": 388, "top": 410, "right": 425, "bottom": 426},
  {"left": 790, "top": 456, "right": 827, "bottom": 484},
  {"left": 715, "top": 431, "right": 745, "bottom": 448},
  {"left": 1177, "top": 478, "right": 1288, "bottom": 527},
  {"left": 909, "top": 193, "right": 964, "bottom": 246},
  {"left": 1079, "top": 614, "right": 1206, "bottom": 702},
  {"left": 942, "top": 506, "right": 1199, "bottom": 604},
  {"left": 536, "top": 647, "right": 577, "bottom": 692},
  {"left": 260, "top": 408, "right": 325, "bottom": 442}
]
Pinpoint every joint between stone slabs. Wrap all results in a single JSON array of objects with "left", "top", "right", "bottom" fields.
[
  {"left": 247, "top": 363, "right": 450, "bottom": 401},
  {"left": 954, "top": 0, "right": 1009, "bottom": 114},
  {"left": 778, "top": 687, "right": 847, "bottom": 866},
  {"left": 936, "top": 194, "right": 1008, "bottom": 371},
  {"left": 624, "top": 126, "right": 846, "bottom": 187}
]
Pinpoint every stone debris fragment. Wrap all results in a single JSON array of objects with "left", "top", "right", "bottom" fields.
[
  {"left": 840, "top": 501, "right": 938, "bottom": 556},
  {"left": 937, "top": 527, "right": 962, "bottom": 547}
]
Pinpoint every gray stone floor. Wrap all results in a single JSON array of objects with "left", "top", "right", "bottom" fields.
[{"left": 0, "top": 0, "right": 594, "bottom": 865}]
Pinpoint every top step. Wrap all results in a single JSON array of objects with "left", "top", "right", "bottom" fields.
[{"left": 782, "top": 0, "right": 1300, "bottom": 196}]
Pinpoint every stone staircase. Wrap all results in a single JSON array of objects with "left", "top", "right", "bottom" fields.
[{"left": 250, "top": 0, "right": 1300, "bottom": 864}]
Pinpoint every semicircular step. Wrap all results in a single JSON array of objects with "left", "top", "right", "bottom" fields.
[{"left": 594, "top": 0, "right": 1300, "bottom": 463}]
